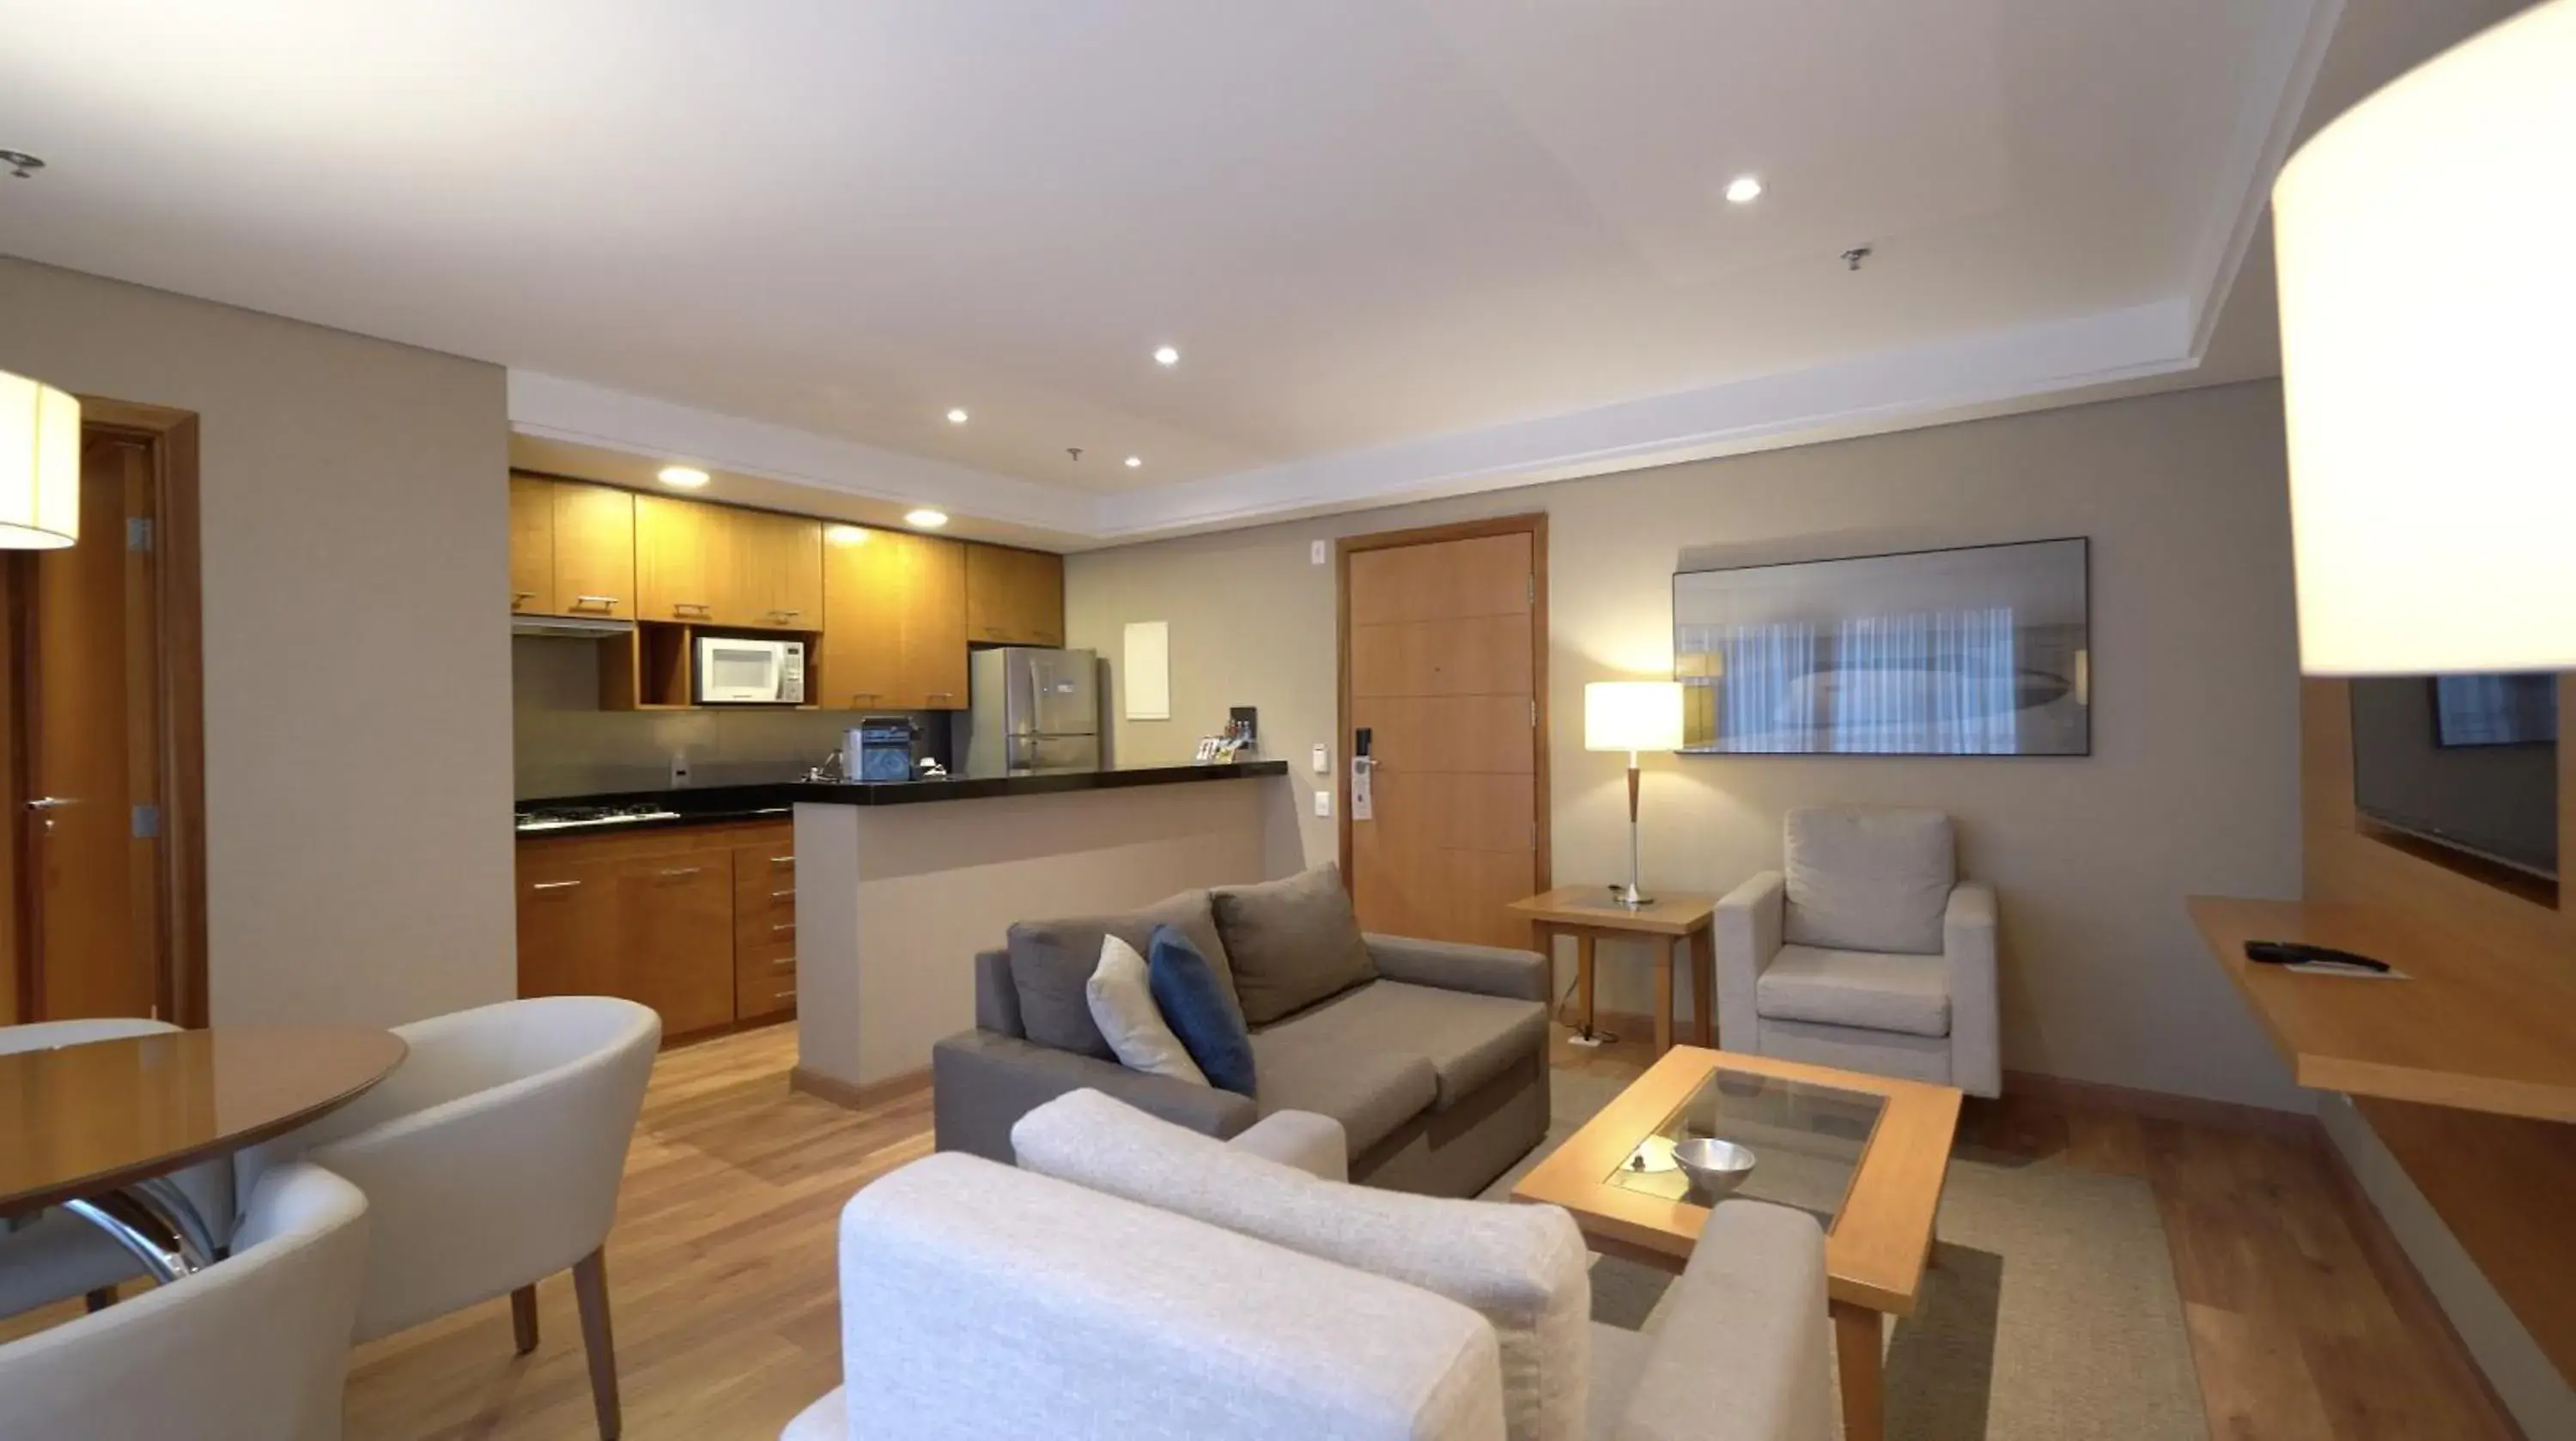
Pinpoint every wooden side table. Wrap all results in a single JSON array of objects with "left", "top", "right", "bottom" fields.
[{"left": 1505, "top": 886, "right": 1716, "bottom": 1054}]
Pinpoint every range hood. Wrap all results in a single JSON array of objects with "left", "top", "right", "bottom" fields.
[{"left": 510, "top": 614, "right": 635, "bottom": 640}]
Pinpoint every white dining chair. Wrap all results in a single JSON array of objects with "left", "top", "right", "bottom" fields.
[
  {"left": 0, "top": 1161, "right": 369, "bottom": 1441},
  {"left": 234, "top": 995, "right": 661, "bottom": 1441},
  {"left": 0, "top": 1018, "right": 236, "bottom": 1319}
]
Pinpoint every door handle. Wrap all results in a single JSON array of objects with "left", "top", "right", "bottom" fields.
[{"left": 24, "top": 797, "right": 75, "bottom": 810}]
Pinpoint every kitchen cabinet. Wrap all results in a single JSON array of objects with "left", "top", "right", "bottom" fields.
[
  {"left": 509, "top": 477, "right": 553, "bottom": 615},
  {"left": 729, "top": 508, "right": 823, "bottom": 631},
  {"left": 635, "top": 494, "right": 734, "bottom": 623},
  {"left": 818, "top": 527, "right": 968, "bottom": 710},
  {"left": 551, "top": 482, "right": 636, "bottom": 618},
  {"left": 509, "top": 475, "right": 636, "bottom": 618},
  {"left": 965, "top": 544, "right": 1066, "bottom": 647},
  {"left": 515, "top": 821, "right": 796, "bottom": 1037}
]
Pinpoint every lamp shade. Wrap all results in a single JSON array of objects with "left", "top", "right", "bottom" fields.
[
  {"left": 2272, "top": 0, "right": 2576, "bottom": 675},
  {"left": 1584, "top": 681, "right": 1684, "bottom": 754},
  {"left": 0, "top": 370, "right": 80, "bottom": 550}
]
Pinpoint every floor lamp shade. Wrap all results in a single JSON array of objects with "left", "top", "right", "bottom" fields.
[
  {"left": 0, "top": 371, "right": 80, "bottom": 550},
  {"left": 2272, "top": 0, "right": 2576, "bottom": 675},
  {"left": 1585, "top": 682, "right": 1684, "bottom": 755}
]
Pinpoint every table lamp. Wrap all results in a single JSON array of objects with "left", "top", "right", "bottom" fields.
[
  {"left": 1585, "top": 681, "right": 1684, "bottom": 909},
  {"left": 2272, "top": 0, "right": 2574, "bottom": 675},
  {"left": 0, "top": 370, "right": 80, "bottom": 550}
]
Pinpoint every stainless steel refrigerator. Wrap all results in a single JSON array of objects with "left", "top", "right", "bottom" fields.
[{"left": 963, "top": 647, "right": 1102, "bottom": 775}]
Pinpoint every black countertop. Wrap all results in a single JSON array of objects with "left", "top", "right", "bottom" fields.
[{"left": 514, "top": 760, "right": 1289, "bottom": 837}]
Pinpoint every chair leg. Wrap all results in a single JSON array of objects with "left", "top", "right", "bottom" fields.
[
  {"left": 83, "top": 1287, "right": 118, "bottom": 1314},
  {"left": 510, "top": 1283, "right": 540, "bottom": 1355},
  {"left": 572, "top": 1248, "right": 622, "bottom": 1441}
]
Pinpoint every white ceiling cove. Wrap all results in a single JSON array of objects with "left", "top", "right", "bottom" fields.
[{"left": 0, "top": 0, "right": 2512, "bottom": 545}]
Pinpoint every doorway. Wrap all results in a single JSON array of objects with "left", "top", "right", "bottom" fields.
[
  {"left": 2, "top": 399, "right": 207, "bottom": 1026},
  {"left": 1336, "top": 514, "right": 1550, "bottom": 949}
]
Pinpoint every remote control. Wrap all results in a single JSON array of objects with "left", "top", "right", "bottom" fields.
[{"left": 2244, "top": 939, "right": 2391, "bottom": 973}]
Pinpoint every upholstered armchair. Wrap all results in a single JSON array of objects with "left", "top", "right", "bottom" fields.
[{"left": 1715, "top": 807, "right": 2000, "bottom": 1097}]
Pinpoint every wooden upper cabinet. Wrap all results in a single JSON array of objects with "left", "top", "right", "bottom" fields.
[
  {"left": 550, "top": 482, "right": 635, "bottom": 617},
  {"left": 635, "top": 494, "right": 733, "bottom": 623},
  {"left": 904, "top": 534, "right": 969, "bottom": 708},
  {"left": 730, "top": 509, "right": 823, "bottom": 631},
  {"left": 818, "top": 527, "right": 967, "bottom": 709},
  {"left": 509, "top": 476, "right": 554, "bottom": 613},
  {"left": 965, "top": 544, "right": 1066, "bottom": 647}
]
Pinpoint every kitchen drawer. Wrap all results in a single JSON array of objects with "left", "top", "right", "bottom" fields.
[
  {"left": 737, "top": 939, "right": 798, "bottom": 1019},
  {"left": 734, "top": 842, "right": 795, "bottom": 904},
  {"left": 738, "top": 908, "right": 798, "bottom": 951}
]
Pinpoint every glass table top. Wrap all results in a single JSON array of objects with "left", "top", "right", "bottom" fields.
[{"left": 1604, "top": 1065, "right": 1887, "bottom": 1224}]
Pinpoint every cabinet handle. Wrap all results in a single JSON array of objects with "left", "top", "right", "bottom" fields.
[
  {"left": 769, "top": 855, "right": 794, "bottom": 866},
  {"left": 531, "top": 879, "right": 582, "bottom": 891},
  {"left": 675, "top": 601, "right": 713, "bottom": 614},
  {"left": 769, "top": 609, "right": 803, "bottom": 621},
  {"left": 574, "top": 595, "right": 622, "bottom": 611},
  {"left": 769, "top": 887, "right": 796, "bottom": 900},
  {"left": 927, "top": 691, "right": 954, "bottom": 699},
  {"left": 513, "top": 590, "right": 538, "bottom": 602},
  {"left": 772, "top": 954, "right": 796, "bottom": 968},
  {"left": 657, "top": 866, "right": 703, "bottom": 878},
  {"left": 772, "top": 921, "right": 796, "bottom": 933},
  {"left": 773, "top": 989, "right": 797, "bottom": 1000}
]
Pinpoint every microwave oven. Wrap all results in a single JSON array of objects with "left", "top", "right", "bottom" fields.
[{"left": 695, "top": 635, "right": 806, "bottom": 705}]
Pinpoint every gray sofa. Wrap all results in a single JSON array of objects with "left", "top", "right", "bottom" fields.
[{"left": 932, "top": 882, "right": 1551, "bottom": 1198}]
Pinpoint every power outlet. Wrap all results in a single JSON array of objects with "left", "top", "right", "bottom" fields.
[
  {"left": 1313, "top": 789, "right": 1333, "bottom": 818},
  {"left": 670, "top": 753, "right": 692, "bottom": 787}
]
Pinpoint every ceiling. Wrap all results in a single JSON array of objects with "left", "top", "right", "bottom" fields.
[{"left": 0, "top": 0, "right": 2529, "bottom": 546}]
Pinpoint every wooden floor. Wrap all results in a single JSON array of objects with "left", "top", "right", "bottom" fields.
[{"left": 15, "top": 1022, "right": 2524, "bottom": 1440}]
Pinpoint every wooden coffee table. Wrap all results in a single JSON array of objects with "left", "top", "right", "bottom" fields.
[{"left": 1511, "top": 1046, "right": 1962, "bottom": 1441}]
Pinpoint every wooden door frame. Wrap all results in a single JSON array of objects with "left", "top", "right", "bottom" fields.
[
  {"left": 1334, "top": 512, "right": 1552, "bottom": 900},
  {"left": 5, "top": 397, "right": 209, "bottom": 1026}
]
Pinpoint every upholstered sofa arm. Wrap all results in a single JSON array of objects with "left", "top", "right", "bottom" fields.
[
  {"left": 1616, "top": 1200, "right": 1832, "bottom": 1441},
  {"left": 1226, "top": 1110, "right": 1349, "bottom": 1182},
  {"left": 1715, "top": 871, "right": 1785, "bottom": 1053},
  {"left": 1364, "top": 934, "right": 1549, "bottom": 1003},
  {"left": 1943, "top": 882, "right": 2002, "bottom": 1098},
  {"left": 933, "top": 1031, "right": 1259, "bottom": 1164}
]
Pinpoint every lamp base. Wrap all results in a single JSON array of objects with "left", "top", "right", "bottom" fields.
[{"left": 1608, "top": 882, "right": 1655, "bottom": 910}]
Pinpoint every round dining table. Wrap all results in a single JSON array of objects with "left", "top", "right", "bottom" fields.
[{"left": 0, "top": 1026, "right": 407, "bottom": 1281}]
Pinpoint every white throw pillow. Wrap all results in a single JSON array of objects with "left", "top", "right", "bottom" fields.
[
  {"left": 1084, "top": 935, "right": 1208, "bottom": 1085},
  {"left": 1015, "top": 1089, "right": 1589, "bottom": 1441}
]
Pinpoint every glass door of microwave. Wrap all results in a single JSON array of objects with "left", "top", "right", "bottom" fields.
[{"left": 704, "top": 643, "right": 780, "bottom": 698}]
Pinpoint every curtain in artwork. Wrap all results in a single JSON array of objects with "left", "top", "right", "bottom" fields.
[
  {"left": 1713, "top": 622, "right": 1823, "bottom": 751},
  {"left": 1826, "top": 608, "right": 2020, "bottom": 754}
]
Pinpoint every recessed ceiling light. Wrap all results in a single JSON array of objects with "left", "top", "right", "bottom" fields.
[
  {"left": 1724, "top": 174, "right": 1764, "bottom": 204},
  {"left": 1152, "top": 345, "right": 1181, "bottom": 367},
  {"left": 904, "top": 508, "right": 949, "bottom": 529},
  {"left": 657, "top": 465, "right": 711, "bottom": 489},
  {"left": 945, "top": 408, "right": 969, "bottom": 424},
  {"left": 825, "top": 524, "right": 869, "bottom": 546},
  {"left": 1124, "top": 455, "right": 1143, "bottom": 468}
]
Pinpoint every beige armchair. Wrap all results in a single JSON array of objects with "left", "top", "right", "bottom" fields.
[{"left": 1716, "top": 807, "right": 2000, "bottom": 1097}]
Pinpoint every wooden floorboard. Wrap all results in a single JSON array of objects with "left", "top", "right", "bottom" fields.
[{"left": 9, "top": 1022, "right": 2524, "bottom": 1439}]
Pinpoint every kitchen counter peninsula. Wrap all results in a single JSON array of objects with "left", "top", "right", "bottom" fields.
[
  {"left": 786, "top": 760, "right": 1298, "bottom": 1101},
  {"left": 513, "top": 760, "right": 1287, "bottom": 835}
]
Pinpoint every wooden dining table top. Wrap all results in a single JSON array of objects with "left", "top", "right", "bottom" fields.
[{"left": 0, "top": 1026, "right": 408, "bottom": 1218}]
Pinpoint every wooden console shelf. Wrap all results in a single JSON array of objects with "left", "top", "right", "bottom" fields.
[{"left": 2189, "top": 896, "right": 2576, "bottom": 1122}]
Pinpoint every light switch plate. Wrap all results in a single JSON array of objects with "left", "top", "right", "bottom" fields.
[
  {"left": 1309, "top": 539, "right": 1328, "bottom": 566},
  {"left": 1310, "top": 743, "right": 1329, "bottom": 774},
  {"left": 1313, "top": 789, "right": 1333, "bottom": 818}
]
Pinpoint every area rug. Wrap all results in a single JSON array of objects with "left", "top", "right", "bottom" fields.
[{"left": 1485, "top": 1072, "right": 2208, "bottom": 1441}]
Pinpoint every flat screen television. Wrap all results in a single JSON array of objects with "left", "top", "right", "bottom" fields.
[{"left": 2350, "top": 675, "right": 2558, "bottom": 879}]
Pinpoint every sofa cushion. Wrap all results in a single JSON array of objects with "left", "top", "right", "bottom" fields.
[
  {"left": 1783, "top": 807, "right": 1954, "bottom": 956},
  {"left": 1013, "top": 1090, "right": 1591, "bottom": 1441},
  {"left": 1262, "top": 981, "right": 1546, "bottom": 1112},
  {"left": 1212, "top": 866, "right": 1378, "bottom": 1027},
  {"left": 1006, "top": 891, "right": 1239, "bottom": 1057},
  {"left": 1085, "top": 934, "right": 1207, "bottom": 1086},
  {"left": 1253, "top": 1035, "right": 1438, "bottom": 1156},
  {"left": 1149, "top": 926, "right": 1259, "bottom": 1097},
  {"left": 1755, "top": 945, "right": 1952, "bottom": 1037}
]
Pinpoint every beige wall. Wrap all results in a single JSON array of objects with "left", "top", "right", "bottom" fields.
[
  {"left": 0, "top": 258, "right": 516, "bottom": 1027},
  {"left": 1068, "top": 380, "right": 2308, "bottom": 1110}
]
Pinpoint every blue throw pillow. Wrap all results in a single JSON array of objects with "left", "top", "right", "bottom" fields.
[{"left": 1147, "top": 923, "right": 1258, "bottom": 1097}]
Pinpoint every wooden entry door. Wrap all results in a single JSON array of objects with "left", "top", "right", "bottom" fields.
[{"left": 1340, "top": 517, "right": 1548, "bottom": 948}]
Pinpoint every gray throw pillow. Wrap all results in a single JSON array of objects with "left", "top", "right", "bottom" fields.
[
  {"left": 1211, "top": 866, "right": 1377, "bottom": 1027},
  {"left": 1006, "top": 890, "right": 1241, "bottom": 1056}
]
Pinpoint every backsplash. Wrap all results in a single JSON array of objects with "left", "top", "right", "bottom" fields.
[{"left": 513, "top": 637, "right": 944, "bottom": 798}]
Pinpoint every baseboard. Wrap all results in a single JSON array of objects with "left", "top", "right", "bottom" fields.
[
  {"left": 2000, "top": 1067, "right": 2319, "bottom": 1140},
  {"left": 790, "top": 1064, "right": 932, "bottom": 1112}
]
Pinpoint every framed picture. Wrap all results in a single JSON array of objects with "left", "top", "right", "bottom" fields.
[{"left": 1671, "top": 538, "right": 2090, "bottom": 757}]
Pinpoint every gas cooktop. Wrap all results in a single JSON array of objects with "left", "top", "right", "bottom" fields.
[{"left": 512, "top": 803, "right": 686, "bottom": 833}]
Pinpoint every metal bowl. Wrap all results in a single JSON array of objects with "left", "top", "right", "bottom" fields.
[{"left": 1671, "top": 1137, "right": 1756, "bottom": 1199}]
